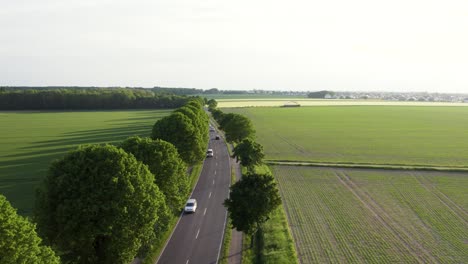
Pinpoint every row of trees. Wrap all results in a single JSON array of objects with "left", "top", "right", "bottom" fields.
[
  {"left": 208, "top": 101, "right": 282, "bottom": 245},
  {"left": 0, "top": 88, "right": 189, "bottom": 110},
  {"left": 152, "top": 98, "right": 209, "bottom": 165},
  {"left": 1, "top": 98, "right": 209, "bottom": 263}
]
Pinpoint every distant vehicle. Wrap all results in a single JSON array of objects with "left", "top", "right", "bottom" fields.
[
  {"left": 206, "top": 149, "right": 214, "bottom": 157},
  {"left": 210, "top": 127, "right": 215, "bottom": 132},
  {"left": 215, "top": 135, "right": 220, "bottom": 140},
  {"left": 184, "top": 199, "right": 197, "bottom": 213}
]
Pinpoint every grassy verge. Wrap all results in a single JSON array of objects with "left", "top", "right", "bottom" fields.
[
  {"left": 141, "top": 163, "right": 203, "bottom": 264},
  {"left": 241, "top": 164, "right": 298, "bottom": 264},
  {"left": 218, "top": 165, "right": 237, "bottom": 264}
]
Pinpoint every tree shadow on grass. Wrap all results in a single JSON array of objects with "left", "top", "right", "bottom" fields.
[{"left": 0, "top": 122, "right": 155, "bottom": 216}]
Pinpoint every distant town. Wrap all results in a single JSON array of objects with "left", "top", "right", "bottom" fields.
[{"left": 232, "top": 89, "right": 468, "bottom": 103}]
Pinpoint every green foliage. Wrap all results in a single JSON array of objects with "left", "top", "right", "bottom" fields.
[
  {"left": 152, "top": 100, "right": 209, "bottom": 165},
  {"left": 0, "top": 195, "right": 59, "bottom": 264},
  {"left": 222, "top": 114, "right": 255, "bottom": 143},
  {"left": 232, "top": 138, "right": 265, "bottom": 169},
  {"left": 152, "top": 112, "right": 204, "bottom": 165},
  {"left": 224, "top": 172, "right": 281, "bottom": 236},
  {"left": 0, "top": 110, "right": 170, "bottom": 216},
  {"left": 35, "top": 144, "right": 166, "bottom": 264},
  {"left": 210, "top": 108, "right": 224, "bottom": 121},
  {"left": 120, "top": 136, "right": 189, "bottom": 214},
  {"left": 0, "top": 87, "right": 189, "bottom": 110},
  {"left": 207, "top": 99, "right": 218, "bottom": 110}
]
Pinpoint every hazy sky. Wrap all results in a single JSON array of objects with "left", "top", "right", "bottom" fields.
[{"left": 1, "top": 0, "right": 467, "bottom": 92}]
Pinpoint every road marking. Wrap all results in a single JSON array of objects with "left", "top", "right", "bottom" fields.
[
  {"left": 216, "top": 162, "right": 218, "bottom": 166},
  {"left": 186, "top": 260, "right": 189, "bottom": 264},
  {"left": 209, "top": 192, "right": 212, "bottom": 198},
  {"left": 196, "top": 229, "right": 200, "bottom": 239},
  {"left": 214, "top": 170, "right": 217, "bottom": 175},
  {"left": 212, "top": 179, "right": 215, "bottom": 185},
  {"left": 204, "top": 208, "right": 207, "bottom": 215}
]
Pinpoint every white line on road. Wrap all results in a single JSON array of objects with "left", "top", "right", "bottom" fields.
[
  {"left": 212, "top": 179, "right": 215, "bottom": 185},
  {"left": 186, "top": 259, "right": 189, "bottom": 264},
  {"left": 204, "top": 208, "right": 207, "bottom": 215},
  {"left": 196, "top": 229, "right": 200, "bottom": 239},
  {"left": 216, "top": 162, "right": 218, "bottom": 166},
  {"left": 214, "top": 170, "right": 217, "bottom": 175},
  {"left": 209, "top": 192, "right": 212, "bottom": 198}
]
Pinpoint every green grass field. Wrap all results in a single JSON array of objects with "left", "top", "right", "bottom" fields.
[
  {"left": 226, "top": 106, "right": 468, "bottom": 167},
  {"left": 273, "top": 166, "right": 468, "bottom": 263},
  {"left": 0, "top": 110, "right": 171, "bottom": 215}
]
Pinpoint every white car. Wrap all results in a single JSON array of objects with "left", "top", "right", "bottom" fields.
[
  {"left": 206, "top": 149, "right": 214, "bottom": 157},
  {"left": 184, "top": 199, "right": 197, "bottom": 213}
]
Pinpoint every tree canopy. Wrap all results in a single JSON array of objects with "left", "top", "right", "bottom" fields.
[
  {"left": 221, "top": 113, "right": 255, "bottom": 143},
  {"left": 0, "top": 87, "right": 189, "bottom": 110},
  {"left": 152, "top": 112, "right": 204, "bottom": 165},
  {"left": 232, "top": 138, "right": 265, "bottom": 169},
  {"left": 224, "top": 172, "right": 281, "bottom": 236},
  {"left": 0, "top": 195, "right": 59, "bottom": 264},
  {"left": 152, "top": 99, "right": 209, "bottom": 165},
  {"left": 34, "top": 144, "right": 166, "bottom": 264},
  {"left": 120, "top": 137, "right": 189, "bottom": 214}
]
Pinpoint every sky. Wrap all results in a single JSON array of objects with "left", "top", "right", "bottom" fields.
[{"left": 1, "top": 0, "right": 468, "bottom": 93}]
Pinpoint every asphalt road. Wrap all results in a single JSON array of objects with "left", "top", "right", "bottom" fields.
[{"left": 157, "top": 131, "right": 231, "bottom": 264}]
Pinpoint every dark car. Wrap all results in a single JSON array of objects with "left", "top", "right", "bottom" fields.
[{"left": 215, "top": 135, "right": 220, "bottom": 140}]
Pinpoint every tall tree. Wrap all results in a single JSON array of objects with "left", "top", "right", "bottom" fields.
[
  {"left": 152, "top": 112, "right": 204, "bottom": 165},
  {"left": 223, "top": 114, "right": 256, "bottom": 143},
  {"left": 0, "top": 195, "right": 59, "bottom": 264},
  {"left": 120, "top": 137, "right": 189, "bottom": 214},
  {"left": 207, "top": 99, "right": 217, "bottom": 110},
  {"left": 35, "top": 144, "right": 166, "bottom": 264},
  {"left": 224, "top": 172, "right": 282, "bottom": 238},
  {"left": 232, "top": 138, "right": 265, "bottom": 170}
]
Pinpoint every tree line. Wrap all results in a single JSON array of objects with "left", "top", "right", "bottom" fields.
[
  {"left": 207, "top": 101, "right": 282, "bottom": 247},
  {"left": 0, "top": 87, "right": 189, "bottom": 110},
  {"left": 0, "top": 98, "right": 209, "bottom": 263}
]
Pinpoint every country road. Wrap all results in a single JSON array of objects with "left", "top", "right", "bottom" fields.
[{"left": 156, "top": 130, "right": 231, "bottom": 264}]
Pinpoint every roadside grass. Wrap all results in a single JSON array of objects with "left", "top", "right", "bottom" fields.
[
  {"left": 273, "top": 165, "right": 468, "bottom": 263},
  {"left": 0, "top": 110, "right": 171, "bottom": 215},
  {"left": 218, "top": 165, "right": 236, "bottom": 264},
  {"left": 241, "top": 164, "right": 298, "bottom": 264},
  {"left": 142, "top": 163, "right": 204, "bottom": 264},
  {"left": 225, "top": 106, "right": 468, "bottom": 167}
]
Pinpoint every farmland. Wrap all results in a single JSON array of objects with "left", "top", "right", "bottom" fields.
[
  {"left": 217, "top": 99, "right": 468, "bottom": 108},
  {"left": 0, "top": 110, "right": 171, "bottom": 215},
  {"left": 225, "top": 106, "right": 468, "bottom": 167},
  {"left": 273, "top": 166, "right": 468, "bottom": 263}
]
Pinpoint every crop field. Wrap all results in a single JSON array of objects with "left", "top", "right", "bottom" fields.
[
  {"left": 0, "top": 110, "right": 171, "bottom": 215},
  {"left": 273, "top": 166, "right": 468, "bottom": 263},
  {"left": 226, "top": 106, "right": 468, "bottom": 167},
  {"left": 217, "top": 99, "right": 468, "bottom": 108}
]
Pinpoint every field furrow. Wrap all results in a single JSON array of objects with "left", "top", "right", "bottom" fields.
[{"left": 274, "top": 166, "right": 468, "bottom": 263}]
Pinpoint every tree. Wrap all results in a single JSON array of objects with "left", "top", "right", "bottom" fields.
[
  {"left": 207, "top": 99, "right": 217, "bottom": 110},
  {"left": 223, "top": 172, "right": 281, "bottom": 239},
  {"left": 232, "top": 138, "right": 265, "bottom": 170},
  {"left": 0, "top": 195, "right": 59, "bottom": 264},
  {"left": 223, "top": 114, "right": 256, "bottom": 143},
  {"left": 35, "top": 144, "right": 166, "bottom": 264},
  {"left": 120, "top": 137, "right": 189, "bottom": 214},
  {"left": 152, "top": 112, "right": 205, "bottom": 165}
]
